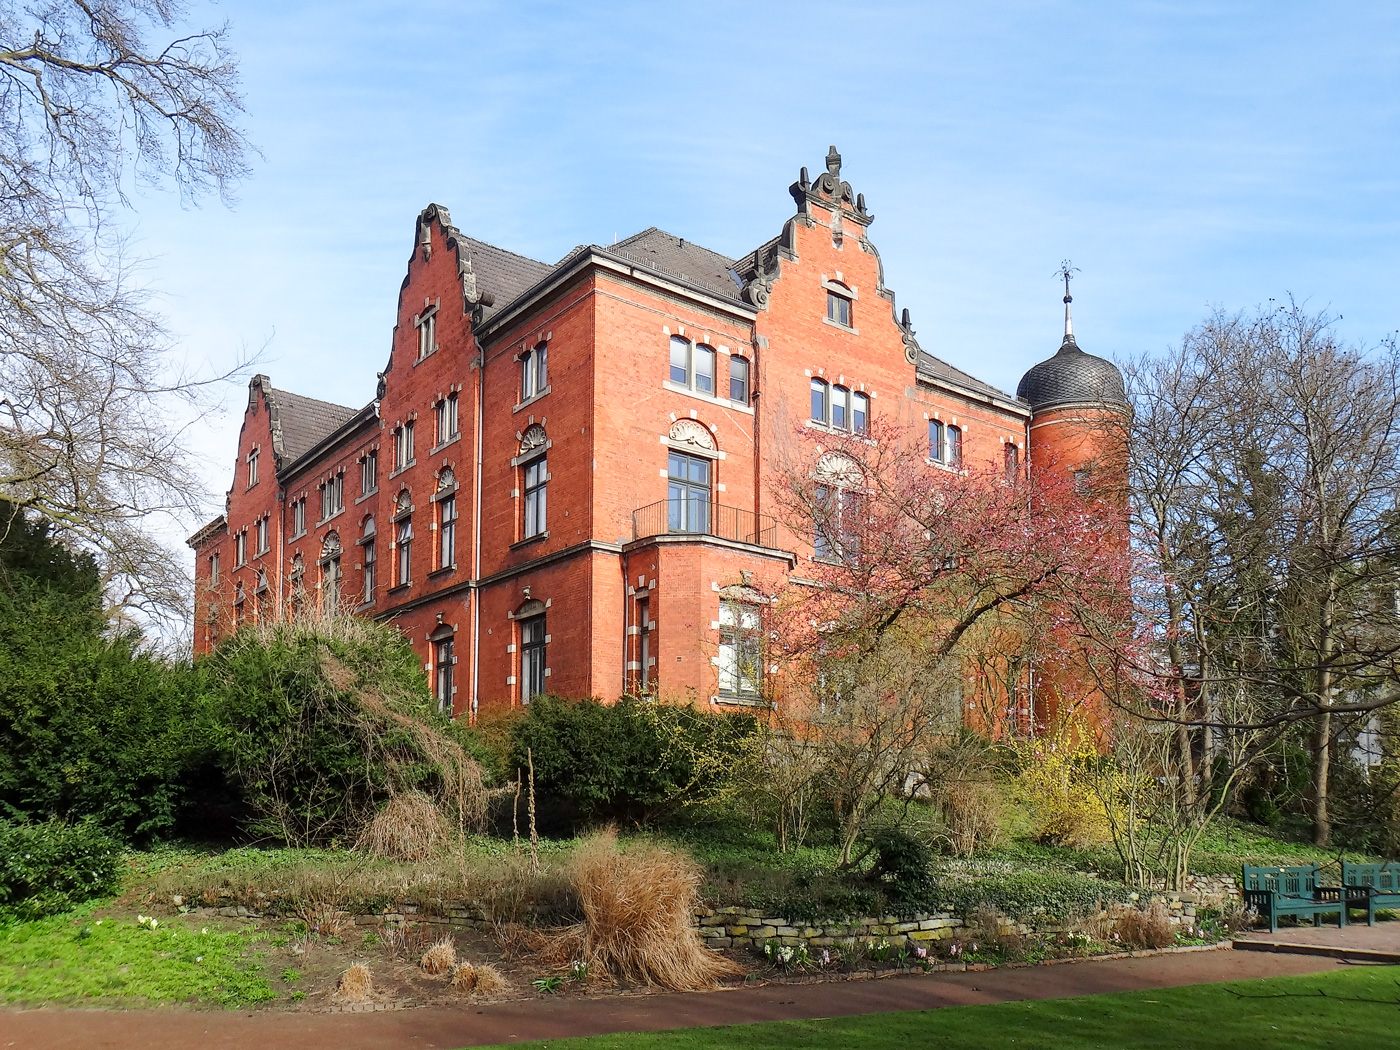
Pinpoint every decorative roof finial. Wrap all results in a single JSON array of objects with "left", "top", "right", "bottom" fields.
[
  {"left": 826, "top": 145, "right": 842, "bottom": 179},
  {"left": 1056, "top": 259, "right": 1080, "bottom": 346}
]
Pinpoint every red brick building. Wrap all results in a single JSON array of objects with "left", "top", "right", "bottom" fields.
[{"left": 188, "top": 147, "right": 1126, "bottom": 721}]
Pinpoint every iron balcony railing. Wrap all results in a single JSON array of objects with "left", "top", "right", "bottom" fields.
[{"left": 632, "top": 499, "right": 779, "bottom": 548}]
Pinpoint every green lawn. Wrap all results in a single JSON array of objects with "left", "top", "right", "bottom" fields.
[
  {"left": 472, "top": 967, "right": 1400, "bottom": 1050},
  {"left": 0, "top": 901, "right": 275, "bottom": 1007}
]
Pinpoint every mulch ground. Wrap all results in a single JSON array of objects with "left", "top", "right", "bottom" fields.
[{"left": 3, "top": 945, "right": 1357, "bottom": 1050}]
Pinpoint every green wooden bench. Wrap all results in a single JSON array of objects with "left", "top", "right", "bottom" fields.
[
  {"left": 1340, "top": 861, "right": 1400, "bottom": 925},
  {"left": 1241, "top": 864, "right": 1348, "bottom": 934}
]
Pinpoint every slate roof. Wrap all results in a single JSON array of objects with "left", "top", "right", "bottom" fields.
[
  {"left": 459, "top": 237, "right": 556, "bottom": 322},
  {"left": 916, "top": 350, "right": 1020, "bottom": 406},
  {"left": 1015, "top": 336, "right": 1127, "bottom": 412},
  {"left": 264, "top": 384, "right": 361, "bottom": 463},
  {"left": 606, "top": 228, "right": 744, "bottom": 301}
]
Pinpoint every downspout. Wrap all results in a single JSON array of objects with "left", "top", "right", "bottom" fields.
[{"left": 471, "top": 342, "right": 484, "bottom": 723}]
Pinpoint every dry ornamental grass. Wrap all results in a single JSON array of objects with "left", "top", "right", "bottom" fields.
[
  {"left": 336, "top": 963, "right": 374, "bottom": 1002},
  {"left": 359, "top": 791, "right": 454, "bottom": 861},
  {"left": 420, "top": 936, "right": 457, "bottom": 975},
  {"left": 534, "top": 829, "right": 740, "bottom": 991},
  {"left": 451, "top": 962, "right": 510, "bottom": 996},
  {"left": 1114, "top": 902, "right": 1177, "bottom": 949}
]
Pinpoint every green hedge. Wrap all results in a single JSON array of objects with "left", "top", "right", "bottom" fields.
[{"left": 0, "top": 820, "right": 123, "bottom": 920}]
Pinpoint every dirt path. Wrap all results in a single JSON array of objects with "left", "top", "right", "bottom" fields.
[{"left": 1, "top": 947, "right": 1360, "bottom": 1050}]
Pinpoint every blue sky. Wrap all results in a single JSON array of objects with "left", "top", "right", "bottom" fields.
[{"left": 133, "top": 1, "right": 1400, "bottom": 508}]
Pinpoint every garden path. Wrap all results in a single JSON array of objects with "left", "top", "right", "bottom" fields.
[{"left": 1, "top": 946, "right": 1358, "bottom": 1050}]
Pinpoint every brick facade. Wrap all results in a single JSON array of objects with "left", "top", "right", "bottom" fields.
[{"left": 189, "top": 148, "right": 1123, "bottom": 721}]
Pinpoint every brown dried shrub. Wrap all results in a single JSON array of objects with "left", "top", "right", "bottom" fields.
[
  {"left": 1114, "top": 902, "right": 1176, "bottom": 949},
  {"left": 359, "top": 791, "right": 453, "bottom": 861},
  {"left": 336, "top": 963, "right": 374, "bottom": 1001},
  {"left": 534, "top": 829, "right": 740, "bottom": 991},
  {"left": 420, "top": 936, "right": 457, "bottom": 975},
  {"left": 452, "top": 962, "right": 510, "bottom": 996},
  {"left": 935, "top": 781, "right": 1004, "bottom": 856}
]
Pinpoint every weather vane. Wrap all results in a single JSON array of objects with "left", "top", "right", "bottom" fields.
[
  {"left": 1056, "top": 260, "right": 1080, "bottom": 304},
  {"left": 1055, "top": 260, "right": 1080, "bottom": 344}
]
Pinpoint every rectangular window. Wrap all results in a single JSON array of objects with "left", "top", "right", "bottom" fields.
[
  {"left": 694, "top": 344, "right": 716, "bottom": 395},
  {"left": 929, "top": 419, "right": 945, "bottom": 462},
  {"left": 234, "top": 530, "right": 247, "bottom": 567},
  {"left": 814, "top": 485, "right": 861, "bottom": 562},
  {"left": 521, "top": 615, "right": 546, "bottom": 703},
  {"left": 669, "top": 336, "right": 690, "bottom": 385},
  {"left": 320, "top": 474, "right": 343, "bottom": 520},
  {"left": 321, "top": 555, "right": 341, "bottom": 612},
  {"left": 417, "top": 310, "right": 436, "bottom": 360},
  {"left": 718, "top": 600, "right": 762, "bottom": 700},
  {"left": 435, "top": 637, "right": 455, "bottom": 714},
  {"left": 439, "top": 494, "right": 456, "bottom": 568},
  {"left": 637, "top": 598, "right": 651, "bottom": 692},
  {"left": 437, "top": 394, "right": 459, "bottom": 445},
  {"left": 729, "top": 356, "right": 749, "bottom": 403},
  {"left": 523, "top": 457, "right": 547, "bottom": 538},
  {"left": 1005, "top": 443, "right": 1020, "bottom": 481},
  {"left": 832, "top": 386, "right": 849, "bottom": 430},
  {"left": 246, "top": 448, "right": 259, "bottom": 487},
  {"left": 361, "top": 451, "right": 378, "bottom": 495},
  {"left": 811, "top": 378, "right": 829, "bottom": 424},
  {"left": 522, "top": 342, "right": 548, "bottom": 400},
  {"left": 667, "top": 450, "right": 710, "bottom": 534},
  {"left": 395, "top": 422, "right": 415, "bottom": 470},
  {"left": 292, "top": 498, "right": 306, "bottom": 537},
  {"left": 853, "top": 392, "right": 869, "bottom": 435},
  {"left": 362, "top": 537, "right": 376, "bottom": 604},
  {"left": 255, "top": 516, "right": 269, "bottom": 555},
  {"left": 209, "top": 552, "right": 220, "bottom": 583},
  {"left": 827, "top": 291, "right": 852, "bottom": 327},
  {"left": 395, "top": 516, "right": 412, "bottom": 586}
]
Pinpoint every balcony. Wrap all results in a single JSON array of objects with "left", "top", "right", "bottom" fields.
[{"left": 632, "top": 499, "right": 779, "bottom": 549}]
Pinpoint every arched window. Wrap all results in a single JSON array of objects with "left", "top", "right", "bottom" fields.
[
  {"left": 694, "top": 343, "right": 716, "bottom": 395},
  {"left": 393, "top": 491, "right": 413, "bottom": 587},
  {"left": 431, "top": 622, "right": 455, "bottom": 715},
  {"left": 947, "top": 425, "right": 962, "bottom": 468},
  {"left": 519, "top": 426, "right": 547, "bottom": 540},
  {"left": 1004, "top": 442, "right": 1020, "bottom": 481},
  {"left": 831, "top": 385, "right": 850, "bottom": 430},
  {"left": 436, "top": 468, "right": 457, "bottom": 570},
  {"left": 289, "top": 554, "right": 305, "bottom": 616},
  {"left": 729, "top": 356, "right": 750, "bottom": 403},
  {"left": 517, "top": 599, "right": 548, "bottom": 704},
  {"left": 853, "top": 392, "right": 869, "bottom": 435},
  {"left": 669, "top": 336, "right": 690, "bottom": 386},
  {"left": 320, "top": 531, "right": 343, "bottom": 612},
  {"left": 360, "top": 517, "right": 376, "bottom": 604},
  {"left": 813, "top": 452, "right": 863, "bottom": 562},
  {"left": 255, "top": 570, "right": 270, "bottom": 622},
  {"left": 929, "top": 419, "right": 945, "bottom": 462},
  {"left": 826, "top": 283, "right": 853, "bottom": 327},
  {"left": 810, "top": 377, "right": 829, "bottom": 424}
]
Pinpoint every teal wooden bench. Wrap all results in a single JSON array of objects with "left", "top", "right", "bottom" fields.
[
  {"left": 1340, "top": 861, "right": 1400, "bottom": 925},
  {"left": 1241, "top": 864, "right": 1347, "bottom": 934}
]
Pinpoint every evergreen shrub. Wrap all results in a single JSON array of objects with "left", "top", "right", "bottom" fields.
[
  {"left": 0, "top": 819, "right": 122, "bottom": 919},
  {"left": 510, "top": 695, "right": 757, "bottom": 826}
]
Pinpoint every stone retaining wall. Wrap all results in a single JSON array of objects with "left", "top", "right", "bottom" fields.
[{"left": 177, "top": 874, "right": 1242, "bottom": 953}]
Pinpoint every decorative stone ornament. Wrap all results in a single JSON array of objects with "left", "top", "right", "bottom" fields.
[{"left": 669, "top": 419, "right": 715, "bottom": 451}]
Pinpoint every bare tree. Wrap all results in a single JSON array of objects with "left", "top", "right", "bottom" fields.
[
  {"left": 0, "top": 1, "right": 251, "bottom": 627},
  {"left": 1115, "top": 300, "right": 1400, "bottom": 847}
]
